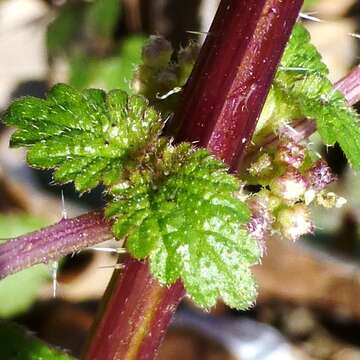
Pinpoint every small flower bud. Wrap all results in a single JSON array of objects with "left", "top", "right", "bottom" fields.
[
  {"left": 304, "top": 189, "right": 316, "bottom": 205},
  {"left": 316, "top": 191, "right": 347, "bottom": 208},
  {"left": 154, "top": 69, "right": 178, "bottom": 95},
  {"left": 247, "top": 196, "right": 274, "bottom": 256},
  {"left": 307, "top": 160, "right": 337, "bottom": 191},
  {"left": 142, "top": 36, "right": 173, "bottom": 68},
  {"left": 178, "top": 42, "right": 200, "bottom": 85},
  {"left": 252, "top": 189, "right": 282, "bottom": 210},
  {"left": 270, "top": 169, "right": 308, "bottom": 202},
  {"left": 178, "top": 42, "right": 200, "bottom": 67},
  {"left": 275, "top": 138, "right": 306, "bottom": 168},
  {"left": 248, "top": 153, "right": 272, "bottom": 177},
  {"left": 277, "top": 204, "right": 314, "bottom": 241}
]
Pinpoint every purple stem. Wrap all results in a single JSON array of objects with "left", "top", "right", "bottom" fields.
[
  {"left": 335, "top": 65, "right": 360, "bottom": 106},
  {"left": 0, "top": 212, "right": 113, "bottom": 279},
  {"left": 83, "top": 257, "right": 185, "bottom": 360},
  {"left": 176, "top": 0, "right": 304, "bottom": 171}
]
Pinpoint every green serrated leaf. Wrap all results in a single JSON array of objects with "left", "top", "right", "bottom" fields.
[
  {"left": 5, "top": 84, "right": 162, "bottom": 192},
  {"left": 106, "top": 144, "right": 260, "bottom": 309},
  {"left": 0, "top": 321, "right": 74, "bottom": 360},
  {"left": 258, "top": 23, "right": 360, "bottom": 169}
]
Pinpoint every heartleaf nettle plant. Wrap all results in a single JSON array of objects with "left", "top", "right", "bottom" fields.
[
  {"left": 0, "top": 0, "right": 360, "bottom": 357},
  {"left": 3, "top": 20, "right": 359, "bottom": 309},
  {"left": 2, "top": 23, "right": 360, "bottom": 308}
]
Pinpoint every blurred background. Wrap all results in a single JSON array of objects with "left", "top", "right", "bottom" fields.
[{"left": 0, "top": 0, "right": 359, "bottom": 359}]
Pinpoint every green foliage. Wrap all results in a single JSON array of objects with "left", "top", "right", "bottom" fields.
[
  {"left": 106, "top": 144, "right": 259, "bottom": 309},
  {"left": 6, "top": 83, "right": 259, "bottom": 309},
  {"left": 302, "top": 0, "right": 319, "bottom": 10},
  {"left": 0, "top": 215, "right": 49, "bottom": 318},
  {"left": 47, "top": 4, "right": 84, "bottom": 56},
  {"left": 0, "top": 321, "right": 73, "bottom": 360},
  {"left": 258, "top": 24, "right": 360, "bottom": 169},
  {"left": 47, "top": 0, "right": 122, "bottom": 56},
  {"left": 5, "top": 84, "right": 162, "bottom": 192},
  {"left": 69, "top": 36, "right": 145, "bottom": 91},
  {"left": 12, "top": 22, "right": 360, "bottom": 310},
  {"left": 47, "top": 0, "right": 138, "bottom": 95},
  {"left": 84, "top": 0, "right": 121, "bottom": 39},
  {"left": 0, "top": 266, "right": 47, "bottom": 318}
]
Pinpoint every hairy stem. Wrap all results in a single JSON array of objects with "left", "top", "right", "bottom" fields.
[
  {"left": 176, "top": 0, "right": 304, "bottom": 171},
  {"left": 83, "top": 257, "right": 185, "bottom": 360},
  {"left": 83, "top": 1, "right": 303, "bottom": 359},
  {"left": 0, "top": 212, "right": 112, "bottom": 279}
]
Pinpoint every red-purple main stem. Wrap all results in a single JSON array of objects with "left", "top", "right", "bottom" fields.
[
  {"left": 83, "top": 258, "right": 185, "bottom": 360},
  {"left": 83, "top": 1, "right": 304, "bottom": 359},
  {"left": 176, "top": 0, "right": 304, "bottom": 171}
]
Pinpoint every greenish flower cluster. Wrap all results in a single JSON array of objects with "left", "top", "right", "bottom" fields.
[
  {"left": 132, "top": 36, "right": 199, "bottom": 113},
  {"left": 243, "top": 23, "right": 360, "bottom": 245}
]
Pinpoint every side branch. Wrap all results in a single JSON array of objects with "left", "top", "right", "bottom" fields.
[
  {"left": 0, "top": 212, "right": 113, "bottom": 279},
  {"left": 335, "top": 65, "right": 360, "bottom": 106}
]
